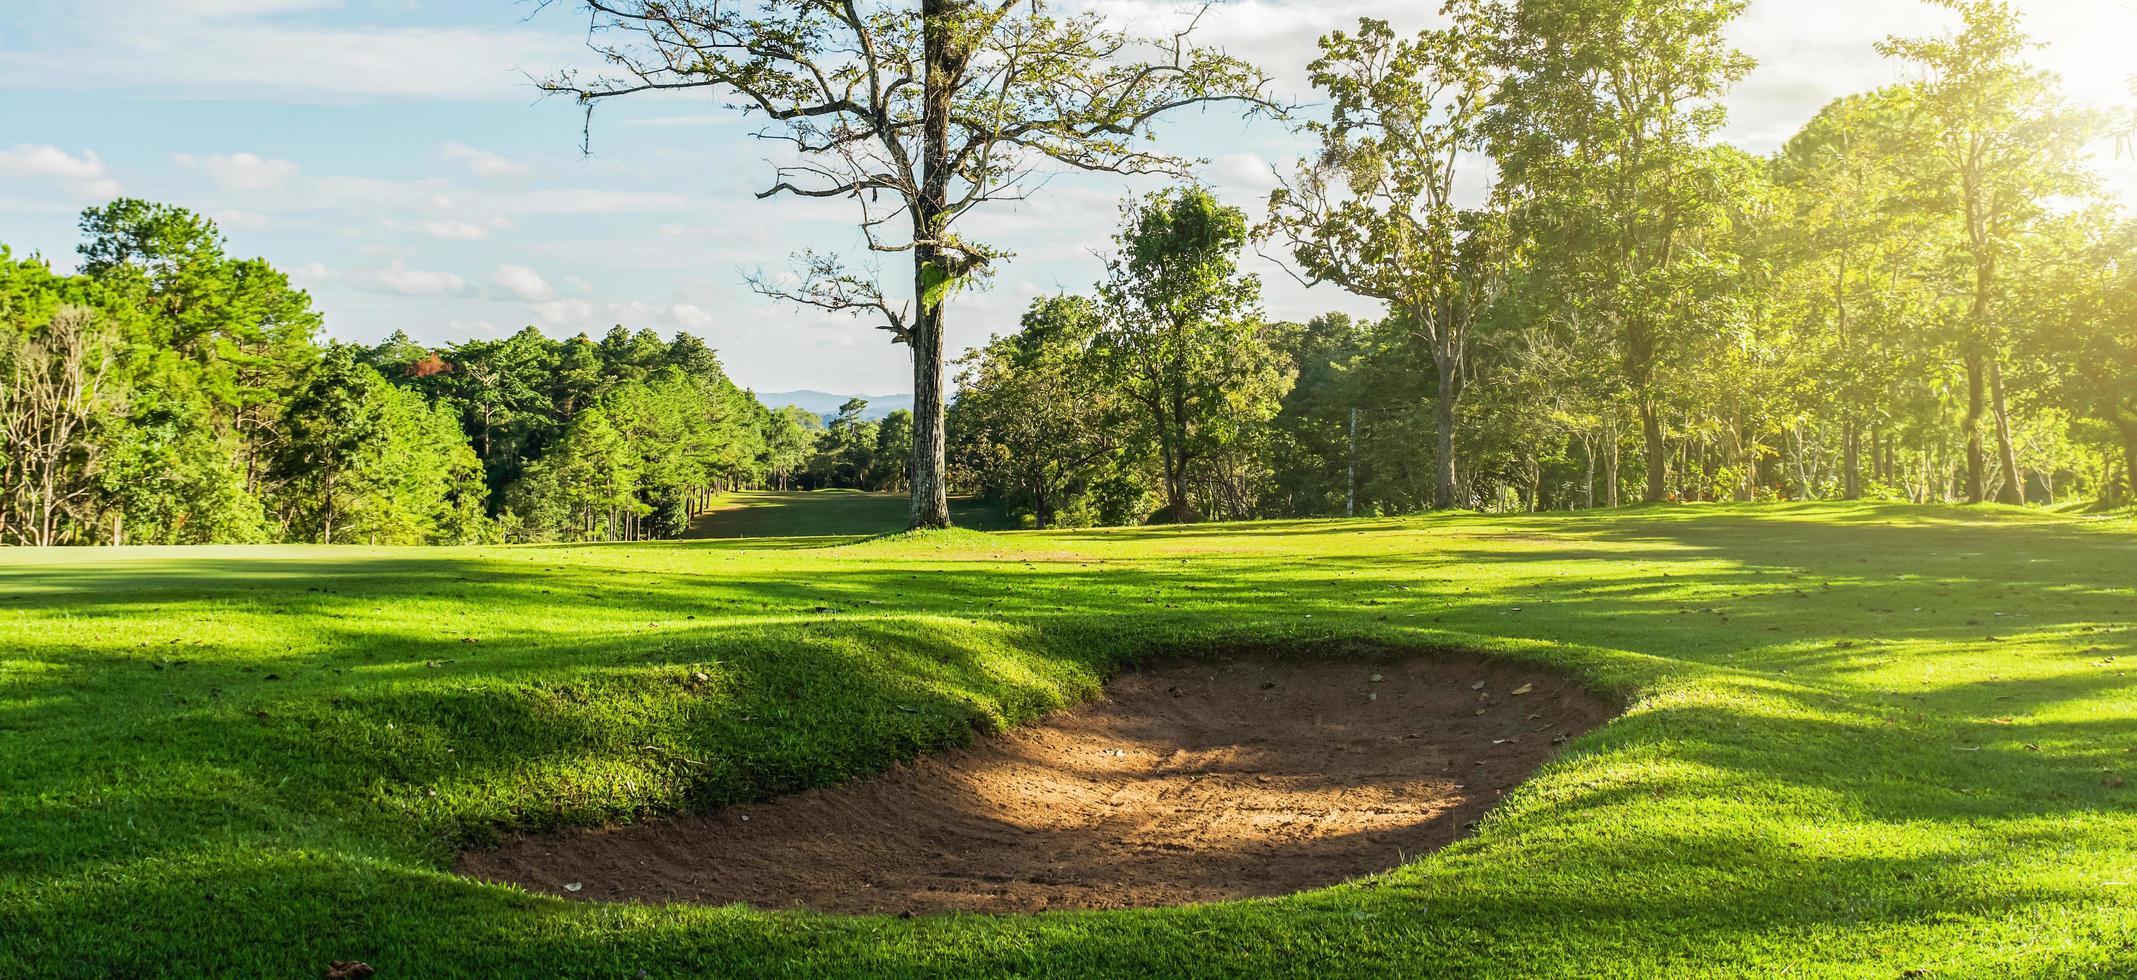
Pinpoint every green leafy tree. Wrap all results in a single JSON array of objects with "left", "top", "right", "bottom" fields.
[
  {"left": 1774, "top": 87, "right": 1947, "bottom": 499},
  {"left": 1256, "top": 313, "right": 1370, "bottom": 518},
  {"left": 342, "top": 385, "right": 492, "bottom": 545},
  {"left": 1878, "top": 0, "right": 2101, "bottom": 503},
  {"left": 1489, "top": 0, "right": 1755, "bottom": 503},
  {"left": 809, "top": 398, "right": 881, "bottom": 490},
  {"left": 952, "top": 295, "right": 1122, "bottom": 527},
  {"left": 516, "top": 405, "right": 645, "bottom": 541},
  {"left": 440, "top": 328, "right": 563, "bottom": 502},
  {"left": 871, "top": 409, "right": 914, "bottom": 493},
  {"left": 2026, "top": 215, "right": 2137, "bottom": 505},
  {"left": 95, "top": 397, "right": 268, "bottom": 545},
  {"left": 1268, "top": 11, "right": 1510, "bottom": 509},
  {"left": 763, "top": 404, "right": 824, "bottom": 490},
  {"left": 77, "top": 200, "right": 320, "bottom": 493},
  {"left": 1096, "top": 187, "right": 1290, "bottom": 523},
  {"left": 271, "top": 345, "right": 378, "bottom": 543}
]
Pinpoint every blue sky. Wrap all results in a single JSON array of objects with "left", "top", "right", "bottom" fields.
[{"left": 2, "top": 0, "right": 2131, "bottom": 394}]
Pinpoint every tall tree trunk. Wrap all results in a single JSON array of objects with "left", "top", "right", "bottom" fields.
[
  {"left": 905, "top": 316, "right": 951, "bottom": 528},
  {"left": 1639, "top": 399, "right": 1665, "bottom": 504},
  {"left": 1989, "top": 357, "right": 2023, "bottom": 505},
  {"left": 1582, "top": 433, "right": 1596, "bottom": 510},
  {"left": 2115, "top": 417, "right": 2137, "bottom": 508},
  {"left": 904, "top": 0, "right": 960, "bottom": 531},
  {"left": 1433, "top": 358, "right": 1458, "bottom": 510},
  {"left": 1963, "top": 350, "right": 1986, "bottom": 503},
  {"left": 1843, "top": 419, "right": 1861, "bottom": 500}
]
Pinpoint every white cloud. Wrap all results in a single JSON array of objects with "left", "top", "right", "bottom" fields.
[
  {"left": 169, "top": 0, "right": 342, "bottom": 16},
  {"left": 342, "top": 260, "right": 475, "bottom": 297},
  {"left": 669, "top": 303, "right": 718, "bottom": 330},
  {"left": 212, "top": 208, "right": 271, "bottom": 230},
  {"left": 620, "top": 113, "right": 736, "bottom": 129},
  {"left": 511, "top": 188, "right": 692, "bottom": 215},
  {"left": 0, "top": 6, "right": 586, "bottom": 103},
  {"left": 172, "top": 151, "right": 299, "bottom": 191},
  {"left": 415, "top": 220, "right": 490, "bottom": 241},
  {"left": 443, "top": 142, "right": 530, "bottom": 181},
  {"left": 1207, "top": 152, "right": 1280, "bottom": 203},
  {"left": 447, "top": 318, "right": 508, "bottom": 337},
  {"left": 489, "top": 263, "right": 556, "bottom": 302},
  {"left": 0, "top": 145, "right": 122, "bottom": 200},
  {"left": 529, "top": 298, "right": 594, "bottom": 326},
  {"left": 600, "top": 299, "right": 725, "bottom": 332}
]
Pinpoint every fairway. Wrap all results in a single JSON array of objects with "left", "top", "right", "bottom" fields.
[
  {"left": 684, "top": 490, "right": 1015, "bottom": 539},
  {"left": 3, "top": 504, "right": 2134, "bottom": 976}
]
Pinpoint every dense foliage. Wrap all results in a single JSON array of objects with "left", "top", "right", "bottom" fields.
[
  {"left": 952, "top": 0, "right": 2137, "bottom": 528},
  {"left": 0, "top": 203, "right": 891, "bottom": 546}
]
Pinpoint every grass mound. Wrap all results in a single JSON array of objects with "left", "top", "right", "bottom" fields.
[{"left": 2, "top": 503, "right": 2133, "bottom": 976}]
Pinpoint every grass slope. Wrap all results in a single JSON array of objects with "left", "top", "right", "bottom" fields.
[
  {"left": 684, "top": 489, "right": 1014, "bottom": 539},
  {"left": 1, "top": 504, "right": 2133, "bottom": 977}
]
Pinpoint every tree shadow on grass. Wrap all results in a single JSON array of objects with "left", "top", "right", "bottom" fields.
[{"left": 5, "top": 506, "right": 2137, "bottom": 974}]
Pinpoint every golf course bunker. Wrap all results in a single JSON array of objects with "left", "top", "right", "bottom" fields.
[{"left": 459, "top": 655, "right": 1613, "bottom": 914}]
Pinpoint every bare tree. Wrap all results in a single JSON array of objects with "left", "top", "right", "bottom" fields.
[
  {"left": 0, "top": 306, "right": 114, "bottom": 546},
  {"left": 539, "top": 0, "right": 1274, "bottom": 528}
]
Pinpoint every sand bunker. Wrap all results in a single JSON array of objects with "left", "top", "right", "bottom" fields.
[{"left": 458, "top": 654, "right": 1612, "bottom": 915}]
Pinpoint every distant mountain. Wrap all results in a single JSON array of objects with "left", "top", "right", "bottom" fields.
[{"left": 757, "top": 390, "right": 913, "bottom": 422}]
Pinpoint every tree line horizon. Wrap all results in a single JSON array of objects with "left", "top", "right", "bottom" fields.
[{"left": 3, "top": 0, "right": 2134, "bottom": 544}]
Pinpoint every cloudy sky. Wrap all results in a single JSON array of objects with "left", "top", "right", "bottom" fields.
[{"left": 2, "top": 0, "right": 2131, "bottom": 394}]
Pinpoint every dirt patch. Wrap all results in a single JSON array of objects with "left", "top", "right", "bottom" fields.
[{"left": 458, "top": 655, "right": 1613, "bottom": 914}]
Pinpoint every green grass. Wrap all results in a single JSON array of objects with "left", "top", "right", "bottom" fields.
[
  {"left": 684, "top": 489, "right": 1015, "bottom": 539},
  {"left": 2, "top": 503, "right": 2134, "bottom": 977}
]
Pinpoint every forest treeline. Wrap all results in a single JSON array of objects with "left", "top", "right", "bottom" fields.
[
  {"left": 0, "top": 201, "right": 920, "bottom": 545},
  {"left": 951, "top": 1, "right": 2137, "bottom": 527},
  {"left": 4, "top": 1, "right": 2134, "bottom": 543}
]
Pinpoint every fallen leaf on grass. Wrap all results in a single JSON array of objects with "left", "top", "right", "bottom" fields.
[{"left": 325, "top": 962, "right": 375, "bottom": 980}]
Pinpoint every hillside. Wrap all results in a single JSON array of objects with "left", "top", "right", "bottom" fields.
[{"left": 756, "top": 390, "right": 914, "bottom": 421}]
